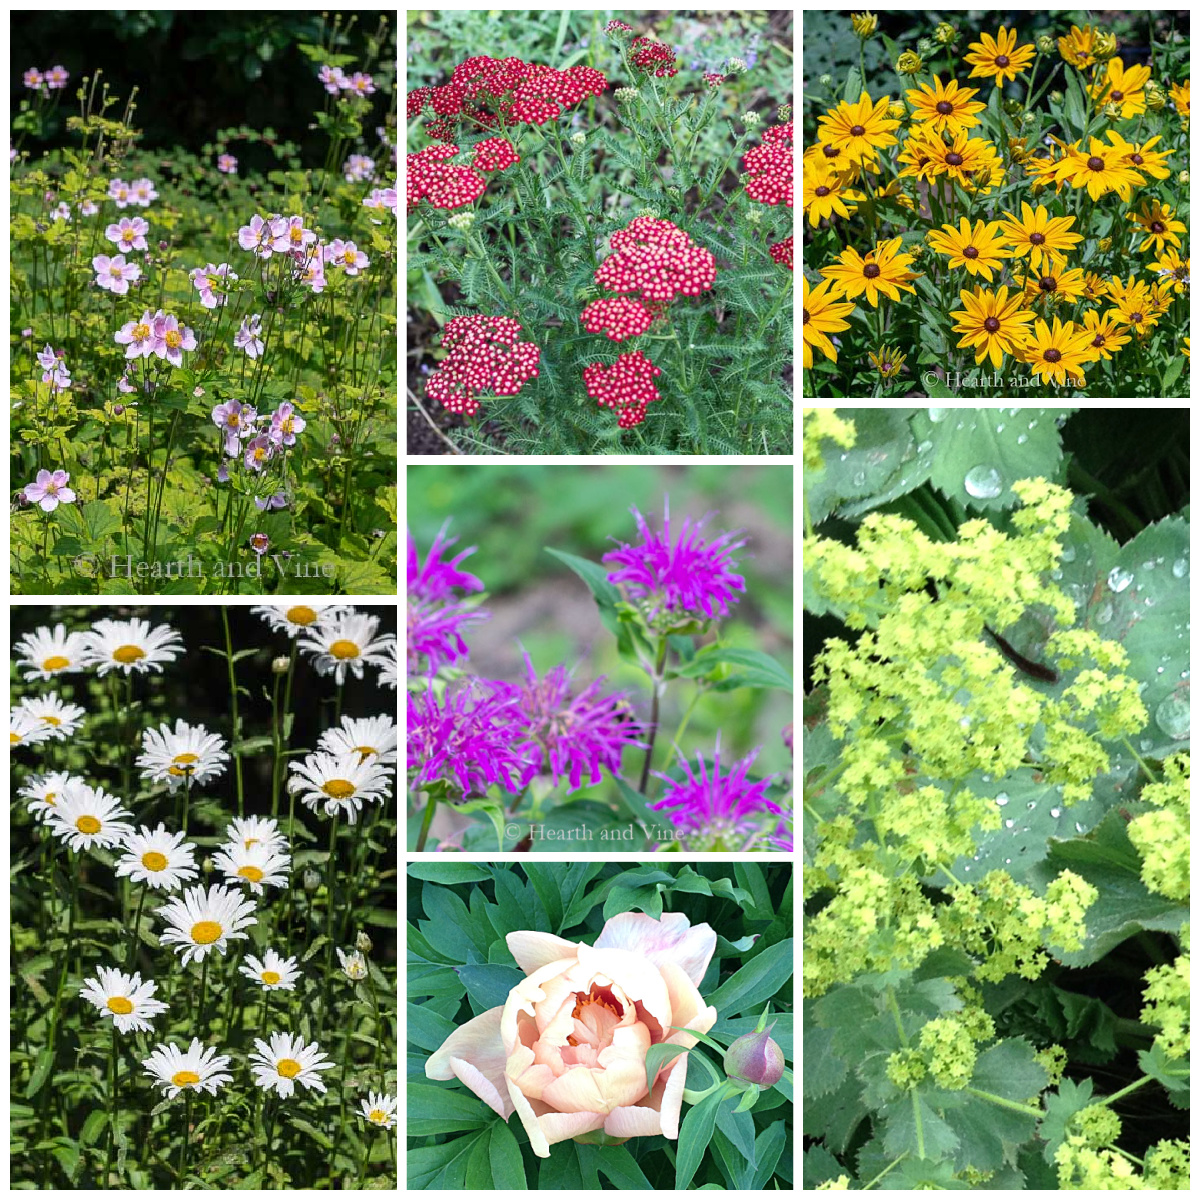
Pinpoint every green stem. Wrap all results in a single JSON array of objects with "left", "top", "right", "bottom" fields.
[
  {"left": 638, "top": 637, "right": 670, "bottom": 793},
  {"left": 414, "top": 792, "right": 437, "bottom": 853},
  {"left": 221, "top": 608, "right": 246, "bottom": 817}
]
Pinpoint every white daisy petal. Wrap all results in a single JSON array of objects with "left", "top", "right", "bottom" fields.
[
  {"left": 318, "top": 714, "right": 397, "bottom": 766},
  {"left": 248, "top": 1031, "right": 335, "bottom": 1098},
  {"left": 156, "top": 884, "right": 258, "bottom": 967},
  {"left": 298, "top": 610, "right": 394, "bottom": 684},
  {"left": 136, "top": 719, "right": 229, "bottom": 793},
  {"left": 239, "top": 949, "right": 301, "bottom": 991},
  {"left": 83, "top": 618, "right": 184, "bottom": 676},
  {"left": 114, "top": 824, "right": 200, "bottom": 890},
  {"left": 287, "top": 751, "right": 391, "bottom": 824},
  {"left": 359, "top": 1091, "right": 397, "bottom": 1129},
  {"left": 143, "top": 1037, "right": 232, "bottom": 1098},
  {"left": 43, "top": 780, "right": 133, "bottom": 851},
  {"left": 251, "top": 603, "right": 351, "bottom": 637},
  {"left": 81, "top": 966, "right": 169, "bottom": 1033},
  {"left": 14, "top": 623, "right": 90, "bottom": 681}
]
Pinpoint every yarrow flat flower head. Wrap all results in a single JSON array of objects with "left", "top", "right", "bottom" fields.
[
  {"left": 136, "top": 719, "right": 229, "bottom": 793},
  {"left": 157, "top": 883, "right": 258, "bottom": 967},
  {"left": 241, "top": 949, "right": 301, "bottom": 991},
  {"left": 115, "top": 823, "right": 200, "bottom": 890},
  {"left": 143, "top": 1038, "right": 232, "bottom": 1098},
  {"left": 594, "top": 216, "right": 717, "bottom": 304},
  {"left": 407, "top": 679, "right": 535, "bottom": 798},
  {"left": 603, "top": 498, "right": 747, "bottom": 622},
  {"left": 742, "top": 120, "right": 794, "bottom": 205},
  {"left": 407, "top": 522, "right": 489, "bottom": 672},
  {"left": 582, "top": 350, "right": 663, "bottom": 428},
  {"left": 81, "top": 966, "right": 169, "bottom": 1033},
  {"left": 249, "top": 1032, "right": 335, "bottom": 1098},
  {"left": 425, "top": 314, "right": 541, "bottom": 416},
  {"left": 514, "top": 653, "right": 645, "bottom": 792},
  {"left": 581, "top": 296, "right": 657, "bottom": 342},
  {"left": 83, "top": 618, "right": 183, "bottom": 676}
]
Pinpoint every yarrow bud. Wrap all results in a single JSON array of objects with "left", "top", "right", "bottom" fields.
[
  {"left": 777, "top": 103, "right": 791, "bottom": 121},
  {"left": 614, "top": 86, "right": 640, "bottom": 105},
  {"left": 703, "top": 72, "right": 725, "bottom": 90},
  {"left": 446, "top": 210, "right": 476, "bottom": 231},
  {"left": 570, "top": 131, "right": 586, "bottom": 147},
  {"left": 745, "top": 206, "right": 763, "bottom": 224},
  {"left": 743, "top": 110, "right": 761, "bottom": 127},
  {"left": 635, "top": 206, "right": 660, "bottom": 219},
  {"left": 727, "top": 57, "right": 747, "bottom": 74},
  {"left": 604, "top": 19, "right": 633, "bottom": 36}
]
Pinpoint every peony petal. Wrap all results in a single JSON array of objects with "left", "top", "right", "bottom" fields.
[
  {"left": 425, "top": 1006, "right": 513, "bottom": 1118},
  {"left": 658, "top": 960, "right": 717, "bottom": 1046},
  {"left": 575, "top": 943, "right": 673, "bottom": 1033},
  {"left": 594, "top": 912, "right": 717, "bottom": 986},
  {"left": 534, "top": 1107, "right": 607, "bottom": 1151},
  {"left": 653, "top": 1053, "right": 690, "bottom": 1140},
  {"left": 507, "top": 1076, "right": 552, "bottom": 1157},
  {"left": 507, "top": 929, "right": 581, "bottom": 974}
]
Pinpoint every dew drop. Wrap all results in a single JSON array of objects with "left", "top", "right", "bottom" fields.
[
  {"left": 1050, "top": 807, "right": 1062, "bottom": 819},
  {"left": 928, "top": 408, "right": 949, "bottom": 422},
  {"left": 1144, "top": 595, "right": 1156, "bottom": 608},
  {"left": 1172, "top": 557, "right": 1189, "bottom": 578},
  {"left": 1051, "top": 569, "right": 1063, "bottom": 580},
  {"left": 1094, "top": 602, "right": 1113, "bottom": 625},
  {"left": 1016, "top": 433, "right": 1028, "bottom": 445},
  {"left": 1004, "top": 858, "right": 1012, "bottom": 865},
  {"left": 1005, "top": 819, "right": 1015, "bottom": 829},
  {"left": 1107, "top": 566, "right": 1134, "bottom": 593},
  {"left": 1074, "top": 822, "right": 1085, "bottom": 833},
  {"left": 996, "top": 423, "right": 1006, "bottom": 433},
  {"left": 852, "top": 471, "right": 866, "bottom": 486},
  {"left": 1027, "top": 800, "right": 1037, "bottom": 810},
  {"left": 1060, "top": 544, "right": 1077, "bottom": 563},
  {"left": 996, "top": 793, "right": 1010, "bottom": 807},
  {"left": 1028, "top": 418, "right": 1038, "bottom": 429},
  {"left": 964, "top": 465, "right": 1003, "bottom": 499},
  {"left": 1140, "top": 737, "right": 1154, "bottom": 751},
  {"left": 1155, "top": 693, "right": 1190, "bottom": 741},
  {"left": 917, "top": 439, "right": 933, "bottom": 454},
  {"left": 1143, "top": 560, "right": 1157, "bottom": 571}
]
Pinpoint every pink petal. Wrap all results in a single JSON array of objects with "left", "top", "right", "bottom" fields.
[
  {"left": 506, "top": 929, "right": 581, "bottom": 974},
  {"left": 424, "top": 1005, "right": 512, "bottom": 1118},
  {"left": 594, "top": 912, "right": 717, "bottom": 985}
]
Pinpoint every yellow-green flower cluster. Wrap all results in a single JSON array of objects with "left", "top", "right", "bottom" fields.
[
  {"left": 1073, "top": 1103, "right": 1123, "bottom": 1148},
  {"left": 802, "top": 407, "right": 857, "bottom": 470},
  {"left": 1140, "top": 948, "right": 1189, "bottom": 1060},
  {"left": 919, "top": 1016, "right": 977, "bottom": 1089},
  {"left": 1127, "top": 752, "right": 1189, "bottom": 899},
  {"left": 885, "top": 1046, "right": 928, "bottom": 1090},
  {"left": 1034, "top": 1042, "right": 1068, "bottom": 1086},
  {"left": 1055, "top": 1137, "right": 1190, "bottom": 1189}
]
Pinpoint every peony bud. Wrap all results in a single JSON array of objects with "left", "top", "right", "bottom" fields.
[{"left": 723, "top": 1023, "right": 785, "bottom": 1088}]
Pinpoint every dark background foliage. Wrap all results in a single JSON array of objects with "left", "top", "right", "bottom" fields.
[{"left": 11, "top": 9, "right": 394, "bottom": 165}]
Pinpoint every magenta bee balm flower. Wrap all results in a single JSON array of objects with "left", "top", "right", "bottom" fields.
[
  {"left": 407, "top": 522, "right": 489, "bottom": 673},
  {"left": 603, "top": 499, "right": 746, "bottom": 622}
]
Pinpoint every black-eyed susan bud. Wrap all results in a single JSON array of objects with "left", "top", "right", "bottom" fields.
[
  {"left": 1093, "top": 30, "right": 1118, "bottom": 60},
  {"left": 851, "top": 12, "right": 878, "bottom": 39},
  {"left": 917, "top": 37, "right": 936, "bottom": 57},
  {"left": 1102, "top": 101, "right": 1122, "bottom": 120},
  {"left": 303, "top": 868, "right": 321, "bottom": 891},
  {"left": 887, "top": 101, "right": 906, "bottom": 120},
  {"left": 934, "top": 22, "right": 957, "bottom": 45},
  {"left": 896, "top": 51, "right": 923, "bottom": 76},
  {"left": 1023, "top": 112, "right": 1036, "bottom": 125},
  {"left": 1146, "top": 86, "right": 1167, "bottom": 112},
  {"left": 908, "top": 242, "right": 925, "bottom": 260},
  {"left": 1049, "top": 90, "right": 1064, "bottom": 104},
  {"left": 1004, "top": 96, "right": 1024, "bottom": 115},
  {"left": 724, "top": 1023, "right": 786, "bottom": 1088},
  {"left": 819, "top": 73, "right": 833, "bottom": 87},
  {"left": 1178, "top": 170, "right": 1189, "bottom": 184},
  {"left": 1098, "top": 236, "right": 1113, "bottom": 251},
  {"left": 1037, "top": 33, "right": 1056, "bottom": 54}
]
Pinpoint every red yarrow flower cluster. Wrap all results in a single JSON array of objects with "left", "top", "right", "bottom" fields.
[
  {"left": 630, "top": 36, "right": 679, "bottom": 78},
  {"left": 580, "top": 296, "right": 657, "bottom": 342},
  {"left": 703, "top": 72, "right": 726, "bottom": 89},
  {"left": 743, "top": 121, "right": 794, "bottom": 208},
  {"left": 583, "top": 351, "right": 662, "bottom": 428},
  {"left": 605, "top": 20, "right": 634, "bottom": 34},
  {"left": 472, "top": 137, "right": 520, "bottom": 172},
  {"left": 594, "top": 217, "right": 717, "bottom": 304},
  {"left": 769, "top": 236, "right": 793, "bottom": 271},
  {"left": 408, "top": 56, "right": 608, "bottom": 140},
  {"left": 425, "top": 315, "right": 541, "bottom": 416},
  {"left": 407, "top": 144, "right": 486, "bottom": 211}
]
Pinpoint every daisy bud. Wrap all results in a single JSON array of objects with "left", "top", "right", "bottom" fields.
[
  {"left": 934, "top": 22, "right": 957, "bottom": 45},
  {"left": 303, "top": 868, "right": 320, "bottom": 891},
  {"left": 723, "top": 1023, "right": 785, "bottom": 1088},
  {"left": 850, "top": 12, "right": 877, "bottom": 40},
  {"left": 202, "top": 856, "right": 214, "bottom": 875},
  {"left": 337, "top": 948, "right": 368, "bottom": 980},
  {"left": 896, "top": 51, "right": 923, "bottom": 76},
  {"left": 272, "top": 655, "right": 290, "bottom": 674},
  {"left": 356, "top": 930, "right": 373, "bottom": 954},
  {"left": 1037, "top": 34, "right": 1056, "bottom": 54}
]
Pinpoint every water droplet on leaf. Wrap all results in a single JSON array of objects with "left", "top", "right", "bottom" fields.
[
  {"left": 1107, "top": 566, "right": 1134, "bottom": 593},
  {"left": 964, "top": 465, "right": 1003, "bottom": 499},
  {"left": 1154, "top": 693, "right": 1190, "bottom": 741}
]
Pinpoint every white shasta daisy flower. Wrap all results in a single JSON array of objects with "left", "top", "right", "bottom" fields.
[
  {"left": 81, "top": 966, "right": 169, "bottom": 1033},
  {"left": 19, "top": 770, "right": 84, "bottom": 822},
  {"left": 251, "top": 603, "right": 350, "bottom": 637},
  {"left": 298, "top": 610, "right": 394, "bottom": 683},
  {"left": 336, "top": 947, "right": 368, "bottom": 981},
  {"left": 143, "top": 1038, "right": 232, "bottom": 1098},
  {"left": 10, "top": 708, "right": 55, "bottom": 748},
  {"left": 83, "top": 618, "right": 184, "bottom": 676},
  {"left": 114, "top": 824, "right": 200, "bottom": 890},
  {"left": 359, "top": 1091, "right": 397, "bottom": 1129},
  {"left": 225, "top": 815, "right": 287, "bottom": 854},
  {"left": 375, "top": 638, "right": 398, "bottom": 690},
  {"left": 157, "top": 884, "right": 258, "bottom": 967},
  {"left": 318, "top": 714, "right": 397, "bottom": 766},
  {"left": 287, "top": 751, "right": 391, "bottom": 823},
  {"left": 44, "top": 781, "right": 134, "bottom": 851},
  {"left": 17, "top": 692, "right": 87, "bottom": 739},
  {"left": 212, "top": 840, "right": 291, "bottom": 895},
  {"left": 136, "top": 719, "right": 229, "bottom": 792},
  {"left": 14, "top": 623, "right": 90, "bottom": 681},
  {"left": 239, "top": 950, "right": 301, "bottom": 991},
  {"left": 248, "top": 1032, "right": 334, "bottom": 1098}
]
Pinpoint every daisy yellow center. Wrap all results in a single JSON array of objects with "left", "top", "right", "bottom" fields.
[
  {"left": 142, "top": 851, "right": 169, "bottom": 871},
  {"left": 238, "top": 865, "right": 265, "bottom": 883},
  {"left": 261, "top": 970, "right": 281, "bottom": 985},
  {"left": 165, "top": 330, "right": 183, "bottom": 349},
  {"left": 114, "top": 644, "right": 146, "bottom": 664},
  {"left": 10, "top": 733, "right": 20, "bottom": 745},
  {"left": 43, "top": 715, "right": 62, "bottom": 726},
  {"left": 244, "top": 836, "right": 260, "bottom": 848},
  {"left": 107, "top": 996, "right": 134, "bottom": 1015},
  {"left": 76, "top": 815, "right": 102, "bottom": 835},
  {"left": 368, "top": 1108, "right": 387, "bottom": 1124},
  {"left": 45, "top": 793, "right": 58, "bottom": 805},
  {"left": 42, "top": 655, "right": 70, "bottom": 671},
  {"left": 329, "top": 639, "right": 360, "bottom": 660},
  {"left": 172, "top": 1070, "right": 201, "bottom": 1088},
  {"left": 322, "top": 779, "right": 355, "bottom": 800},
  {"left": 354, "top": 745, "right": 377, "bottom": 761},
  {"left": 191, "top": 920, "right": 223, "bottom": 945},
  {"left": 286, "top": 605, "right": 317, "bottom": 625},
  {"left": 277, "top": 1058, "right": 303, "bottom": 1079},
  {"left": 132, "top": 323, "right": 151, "bottom": 341},
  {"left": 169, "top": 753, "right": 200, "bottom": 777}
]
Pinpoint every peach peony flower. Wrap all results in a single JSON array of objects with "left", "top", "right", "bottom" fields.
[{"left": 425, "top": 911, "right": 718, "bottom": 1157}]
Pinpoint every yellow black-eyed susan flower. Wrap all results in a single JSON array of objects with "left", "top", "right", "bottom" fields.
[
  {"left": 949, "top": 285, "right": 1037, "bottom": 370},
  {"left": 963, "top": 27, "right": 1036, "bottom": 88},
  {"left": 1057, "top": 24, "right": 1098, "bottom": 69},
  {"left": 1078, "top": 310, "right": 1130, "bottom": 361},
  {"left": 1087, "top": 56, "right": 1152, "bottom": 118},
  {"left": 905, "top": 76, "right": 987, "bottom": 136},
  {"left": 1128, "top": 199, "right": 1187, "bottom": 253},
  {"left": 1149, "top": 247, "right": 1190, "bottom": 295},
  {"left": 803, "top": 165, "right": 863, "bottom": 227},
  {"left": 868, "top": 344, "right": 907, "bottom": 378},
  {"left": 1018, "top": 316, "right": 1095, "bottom": 387},
  {"left": 1053, "top": 137, "right": 1144, "bottom": 201},
  {"left": 819, "top": 236, "right": 920, "bottom": 308},
  {"left": 816, "top": 91, "right": 900, "bottom": 166},
  {"left": 1019, "top": 266, "right": 1089, "bottom": 306},
  {"left": 1104, "top": 131, "right": 1175, "bottom": 180},
  {"left": 926, "top": 217, "right": 1013, "bottom": 281},
  {"left": 998, "top": 202, "right": 1083, "bottom": 271},
  {"left": 802, "top": 277, "right": 856, "bottom": 368}
]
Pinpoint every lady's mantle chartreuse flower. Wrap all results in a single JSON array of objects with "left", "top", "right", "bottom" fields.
[
  {"left": 1126, "top": 753, "right": 1189, "bottom": 901},
  {"left": 426, "top": 912, "right": 717, "bottom": 1158},
  {"left": 602, "top": 499, "right": 746, "bottom": 625}
]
